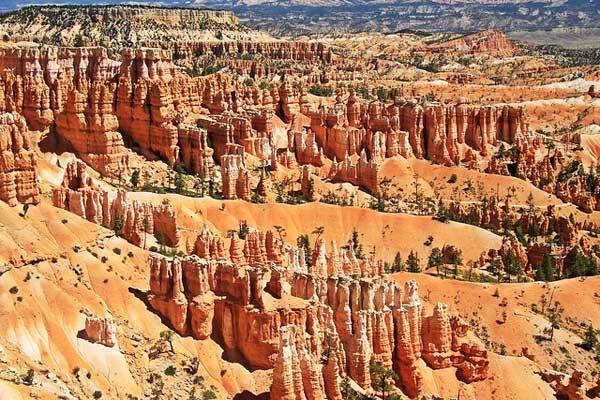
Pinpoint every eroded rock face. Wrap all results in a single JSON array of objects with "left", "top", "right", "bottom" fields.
[
  {"left": 220, "top": 144, "right": 250, "bottom": 200},
  {"left": 485, "top": 141, "right": 600, "bottom": 214},
  {"left": 497, "top": 235, "right": 528, "bottom": 270},
  {"left": 146, "top": 244, "right": 488, "bottom": 399},
  {"left": 52, "top": 161, "right": 180, "bottom": 247},
  {"left": 428, "top": 29, "right": 517, "bottom": 57},
  {"left": 84, "top": 316, "right": 117, "bottom": 347},
  {"left": 539, "top": 370, "right": 595, "bottom": 400},
  {"left": 329, "top": 150, "right": 380, "bottom": 195},
  {"left": 194, "top": 226, "right": 226, "bottom": 260},
  {"left": 270, "top": 325, "right": 327, "bottom": 400},
  {"left": 0, "top": 46, "right": 219, "bottom": 176},
  {"left": 148, "top": 254, "right": 215, "bottom": 340},
  {"left": 0, "top": 112, "right": 40, "bottom": 206},
  {"left": 300, "top": 94, "right": 530, "bottom": 171},
  {"left": 447, "top": 195, "right": 596, "bottom": 278},
  {"left": 0, "top": 43, "right": 536, "bottom": 201}
]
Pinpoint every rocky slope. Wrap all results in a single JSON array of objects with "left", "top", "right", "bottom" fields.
[
  {"left": 201, "top": 0, "right": 600, "bottom": 37},
  {"left": 4, "top": 1, "right": 600, "bottom": 38},
  {"left": 0, "top": 193, "right": 598, "bottom": 399},
  {"left": 0, "top": 4, "right": 600, "bottom": 400},
  {"left": 0, "top": 5, "right": 267, "bottom": 49}
]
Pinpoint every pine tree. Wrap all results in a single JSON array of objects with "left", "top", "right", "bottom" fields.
[
  {"left": 312, "top": 226, "right": 325, "bottom": 245},
  {"left": 307, "top": 177, "right": 315, "bottom": 201},
  {"left": 174, "top": 172, "right": 186, "bottom": 194},
  {"left": 369, "top": 363, "right": 397, "bottom": 400},
  {"left": 392, "top": 252, "right": 404, "bottom": 272},
  {"left": 570, "top": 250, "right": 598, "bottom": 278},
  {"left": 450, "top": 248, "right": 463, "bottom": 266},
  {"left": 351, "top": 229, "right": 364, "bottom": 259},
  {"left": 582, "top": 325, "right": 598, "bottom": 351},
  {"left": 526, "top": 192, "right": 535, "bottom": 213},
  {"left": 407, "top": 251, "right": 421, "bottom": 273},
  {"left": 130, "top": 169, "right": 140, "bottom": 189},
  {"left": 545, "top": 301, "right": 564, "bottom": 341},
  {"left": 502, "top": 248, "right": 522, "bottom": 283},
  {"left": 297, "top": 234, "right": 312, "bottom": 267},
  {"left": 113, "top": 214, "right": 123, "bottom": 237},
  {"left": 536, "top": 253, "right": 555, "bottom": 282},
  {"left": 428, "top": 247, "right": 443, "bottom": 276}
]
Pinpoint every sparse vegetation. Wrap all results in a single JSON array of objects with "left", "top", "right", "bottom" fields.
[
  {"left": 407, "top": 250, "right": 421, "bottom": 273},
  {"left": 164, "top": 365, "right": 176, "bottom": 376},
  {"left": 308, "top": 84, "right": 333, "bottom": 97}
]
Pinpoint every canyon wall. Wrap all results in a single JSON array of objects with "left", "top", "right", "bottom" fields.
[
  {"left": 147, "top": 228, "right": 489, "bottom": 399},
  {"left": 0, "top": 45, "right": 534, "bottom": 200},
  {"left": 52, "top": 161, "right": 180, "bottom": 247},
  {"left": 0, "top": 112, "right": 40, "bottom": 206}
]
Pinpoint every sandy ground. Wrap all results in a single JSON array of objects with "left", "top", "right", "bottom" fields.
[
  {"left": 129, "top": 193, "right": 503, "bottom": 263},
  {"left": 1, "top": 198, "right": 598, "bottom": 398},
  {"left": 391, "top": 272, "right": 600, "bottom": 387},
  {"left": 0, "top": 201, "right": 264, "bottom": 399}
]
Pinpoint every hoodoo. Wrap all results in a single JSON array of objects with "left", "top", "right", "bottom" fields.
[{"left": 0, "top": 3, "right": 599, "bottom": 400}]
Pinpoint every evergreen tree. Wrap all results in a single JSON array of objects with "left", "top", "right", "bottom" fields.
[
  {"left": 428, "top": 247, "right": 443, "bottom": 276},
  {"left": 450, "top": 248, "right": 463, "bottom": 266},
  {"left": 174, "top": 172, "right": 186, "bottom": 194},
  {"left": 73, "top": 34, "right": 84, "bottom": 47},
  {"left": 130, "top": 169, "right": 140, "bottom": 189},
  {"left": 514, "top": 224, "right": 526, "bottom": 245},
  {"left": 526, "top": 192, "right": 535, "bottom": 213},
  {"left": 351, "top": 228, "right": 364, "bottom": 259},
  {"left": 490, "top": 255, "right": 503, "bottom": 282},
  {"left": 497, "top": 143, "right": 506, "bottom": 159},
  {"left": 297, "top": 234, "right": 312, "bottom": 267},
  {"left": 407, "top": 251, "right": 421, "bottom": 273},
  {"left": 340, "top": 376, "right": 361, "bottom": 400},
  {"left": 545, "top": 301, "right": 564, "bottom": 341},
  {"left": 312, "top": 226, "right": 325, "bottom": 250},
  {"left": 502, "top": 248, "right": 522, "bottom": 282},
  {"left": 570, "top": 250, "right": 598, "bottom": 278},
  {"left": 21, "top": 203, "right": 30, "bottom": 217},
  {"left": 392, "top": 251, "right": 404, "bottom": 273},
  {"left": 307, "top": 177, "right": 315, "bottom": 201},
  {"left": 113, "top": 214, "right": 123, "bottom": 237},
  {"left": 582, "top": 325, "right": 599, "bottom": 351},
  {"left": 369, "top": 363, "right": 397, "bottom": 400},
  {"left": 535, "top": 253, "right": 555, "bottom": 282},
  {"left": 435, "top": 199, "right": 450, "bottom": 223},
  {"left": 238, "top": 220, "right": 250, "bottom": 239}
]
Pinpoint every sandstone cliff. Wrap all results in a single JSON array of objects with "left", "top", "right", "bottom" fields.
[
  {"left": 0, "top": 112, "right": 40, "bottom": 206},
  {"left": 52, "top": 161, "right": 180, "bottom": 248},
  {"left": 146, "top": 244, "right": 489, "bottom": 399}
]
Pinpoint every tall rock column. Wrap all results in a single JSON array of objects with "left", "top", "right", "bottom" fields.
[
  {"left": 0, "top": 112, "right": 40, "bottom": 206},
  {"left": 271, "top": 326, "right": 306, "bottom": 400}
]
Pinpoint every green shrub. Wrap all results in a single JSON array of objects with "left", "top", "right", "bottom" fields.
[
  {"left": 164, "top": 366, "right": 176, "bottom": 376},
  {"left": 203, "top": 390, "right": 217, "bottom": 400},
  {"left": 309, "top": 84, "right": 333, "bottom": 97}
]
